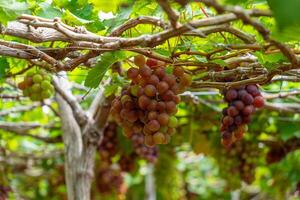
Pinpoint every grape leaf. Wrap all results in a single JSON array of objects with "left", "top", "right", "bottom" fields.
[
  {"left": 268, "top": 0, "right": 300, "bottom": 30},
  {"left": 84, "top": 51, "right": 127, "bottom": 88},
  {"left": 0, "top": 0, "right": 28, "bottom": 24}
]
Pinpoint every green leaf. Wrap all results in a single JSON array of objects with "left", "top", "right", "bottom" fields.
[
  {"left": 84, "top": 51, "right": 127, "bottom": 88},
  {"left": 0, "top": 57, "right": 9, "bottom": 81},
  {"left": 0, "top": 0, "right": 28, "bottom": 24},
  {"left": 62, "top": 10, "right": 92, "bottom": 25},
  {"left": 267, "top": 0, "right": 300, "bottom": 30},
  {"left": 104, "top": 84, "right": 118, "bottom": 97},
  {"left": 36, "top": 2, "right": 62, "bottom": 19},
  {"left": 211, "top": 59, "right": 227, "bottom": 67}
]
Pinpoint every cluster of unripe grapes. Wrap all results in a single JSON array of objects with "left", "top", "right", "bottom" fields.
[
  {"left": 220, "top": 85, "right": 264, "bottom": 147},
  {"left": 131, "top": 133, "right": 158, "bottom": 163},
  {"left": 98, "top": 122, "right": 118, "bottom": 165},
  {"left": 18, "top": 69, "right": 54, "bottom": 101},
  {"left": 111, "top": 55, "right": 192, "bottom": 146}
]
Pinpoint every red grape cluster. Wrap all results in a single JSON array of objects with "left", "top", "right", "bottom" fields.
[
  {"left": 0, "top": 185, "right": 10, "bottom": 200},
  {"left": 111, "top": 55, "right": 192, "bottom": 146},
  {"left": 131, "top": 133, "right": 158, "bottom": 163},
  {"left": 98, "top": 122, "right": 118, "bottom": 164},
  {"left": 18, "top": 69, "right": 54, "bottom": 101},
  {"left": 215, "top": 140, "right": 262, "bottom": 187},
  {"left": 118, "top": 153, "right": 137, "bottom": 172},
  {"left": 96, "top": 166, "right": 126, "bottom": 195},
  {"left": 220, "top": 85, "right": 264, "bottom": 147}
]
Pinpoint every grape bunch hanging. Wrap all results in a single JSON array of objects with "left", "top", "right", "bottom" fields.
[
  {"left": 221, "top": 85, "right": 264, "bottom": 147},
  {"left": 98, "top": 122, "right": 119, "bottom": 165},
  {"left": 131, "top": 133, "right": 158, "bottom": 163},
  {"left": 18, "top": 69, "right": 54, "bottom": 101},
  {"left": 111, "top": 55, "right": 192, "bottom": 146}
]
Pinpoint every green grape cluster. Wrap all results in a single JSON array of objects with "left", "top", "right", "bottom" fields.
[{"left": 18, "top": 69, "right": 54, "bottom": 101}]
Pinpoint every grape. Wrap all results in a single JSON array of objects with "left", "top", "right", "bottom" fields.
[
  {"left": 145, "top": 135, "right": 154, "bottom": 147},
  {"left": 147, "top": 120, "right": 160, "bottom": 132},
  {"left": 232, "top": 100, "right": 244, "bottom": 111},
  {"left": 167, "top": 127, "right": 175, "bottom": 135},
  {"left": 225, "top": 89, "right": 238, "bottom": 101},
  {"left": 32, "top": 74, "right": 43, "bottom": 83},
  {"left": 143, "top": 126, "right": 152, "bottom": 135},
  {"left": 138, "top": 95, "right": 150, "bottom": 110},
  {"left": 147, "top": 75, "right": 159, "bottom": 85},
  {"left": 26, "top": 71, "right": 35, "bottom": 77},
  {"left": 173, "top": 95, "right": 181, "bottom": 104},
  {"left": 179, "top": 73, "right": 192, "bottom": 87},
  {"left": 234, "top": 115, "right": 243, "bottom": 125},
  {"left": 127, "top": 68, "right": 139, "bottom": 80},
  {"left": 121, "top": 95, "right": 132, "bottom": 105},
  {"left": 31, "top": 83, "right": 41, "bottom": 92},
  {"left": 166, "top": 101, "right": 177, "bottom": 114},
  {"left": 242, "top": 93, "right": 254, "bottom": 105},
  {"left": 144, "top": 85, "right": 157, "bottom": 97},
  {"left": 23, "top": 88, "right": 30, "bottom": 96},
  {"left": 237, "top": 89, "right": 246, "bottom": 98},
  {"left": 147, "top": 100, "right": 157, "bottom": 111},
  {"left": 134, "top": 55, "right": 146, "bottom": 67},
  {"left": 157, "top": 81, "right": 169, "bottom": 94},
  {"left": 130, "top": 85, "right": 140, "bottom": 97},
  {"left": 161, "top": 90, "right": 174, "bottom": 101},
  {"left": 173, "top": 66, "right": 184, "bottom": 77},
  {"left": 243, "top": 115, "right": 252, "bottom": 123},
  {"left": 163, "top": 74, "right": 176, "bottom": 87},
  {"left": 157, "top": 101, "right": 166, "bottom": 112},
  {"left": 242, "top": 105, "right": 254, "bottom": 116},
  {"left": 139, "top": 65, "right": 152, "bottom": 77},
  {"left": 157, "top": 113, "right": 169, "bottom": 126},
  {"left": 246, "top": 85, "right": 259, "bottom": 96},
  {"left": 153, "top": 132, "right": 165, "bottom": 144},
  {"left": 127, "top": 111, "right": 138, "bottom": 123},
  {"left": 41, "top": 80, "right": 51, "bottom": 90},
  {"left": 159, "top": 126, "right": 168, "bottom": 133},
  {"left": 223, "top": 116, "right": 234, "bottom": 126},
  {"left": 168, "top": 116, "right": 178, "bottom": 128},
  {"left": 154, "top": 67, "right": 166, "bottom": 79},
  {"left": 148, "top": 111, "right": 158, "bottom": 120},
  {"left": 18, "top": 81, "right": 27, "bottom": 90},
  {"left": 253, "top": 96, "right": 264, "bottom": 108},
  {"left": 146, "top": 58, "right": 158, "bottom": 68},
  {"left": 227, "top": 106, "right": 239, "bottom": 117},
  {"left": 41, "top": 90, "right": 51, "bottom": 99},
  {"left": 25, "top": 77, "right": 33, "bottom": 86}
]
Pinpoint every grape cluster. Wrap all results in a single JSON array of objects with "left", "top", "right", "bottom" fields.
[
  {"left": 215, "top": 140, "right": 262, "bottom": 187},
  {"left": 220, "top": 85, "right": 264, "bottom": 147},
  {"left": 111, "top": 55, "right": 192, "bottom": 146},
  {"left": 131, "top": 133, "right": 158, "bottom": 163},
  {"left": 0, "top": 185, "right": 10, "bottom": 200},
  {"left": 118, "top": 153, "right": 137, "bottom": 172},
  {"left": 18, "top": 69, "right": 54, "bottom": 101},
  {"left": 96, "top": 165, "right": 125, "bottom": 195},
  {"left": 98, "top": 122, "right": 118, "bottom": 164}
]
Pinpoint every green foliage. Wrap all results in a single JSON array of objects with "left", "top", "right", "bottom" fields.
[
  {"left": 0, "top": 0, "right": 28, "bottom": 24},
  {"left": 84, "top": 51, "right": 127, "bottom": 88}
]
